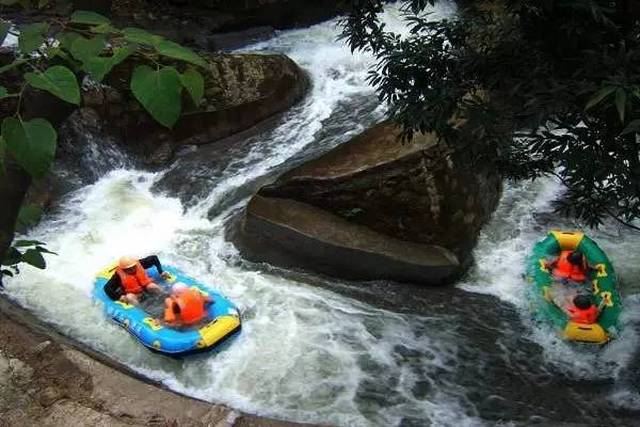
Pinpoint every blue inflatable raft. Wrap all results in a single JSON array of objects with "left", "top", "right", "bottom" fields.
[{"left": 94, "top": 263, "right": 241, "bottom": 356}]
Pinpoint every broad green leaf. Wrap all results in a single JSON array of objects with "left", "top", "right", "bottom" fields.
[
  {"left": 18, "top": 22, "right": 48, "bottom": 54},
  {"left": 0, "top": 0, "right": 19, "bottom": 5},
  {"left": 0, "top": 20, "right": 9, "bottom": 46},
  {"left": 615, "top": 88, "right": 626, "bottom": 123},
  {"left": 16, "top": 205, "right": 42, "bottom": 229},
  {"left": 58, "top": 31, "right": 81, "bottom": 51},
  {"left": 585, "top": 86, "right": 616, "bottom": 110},
  {"left": 123, "top": 27, "right": 163, "bottom": 46},
  {"left": 620, "top": 119, "right": 640, "bottom": 135},
  {"left": 156, "top": 40, "right": 207, "bottom": 67},
  {"left": 82, "top": 44, "right": 134, "bottom": 82},
  {"left": 22, "top": 248, "right": 46, "bottom": 269},
  {"left": 70, "top": 10, "right": 110, "bottom": 26},
  {"left": 90, "top": 23, "right": 116, "bottom": 34},
  {"left": 180, "top": 68, "right": 204, "bottom": 106},
  {"left": 2, "top": 117, "right": 57, "bottom": 179},
  {"left": 13, "top": 239, "right": 45, "bottom": 247},
  {"left": 111, "top": 44, "right": 136, "bottom": 65},
  {"left": 131, "top": 65, "right": 183, "bottom": 128},
  {"left": 25, "top": 65, "right": 80, "bottom": 105},
  {"left": 38, "top": 0, "right": 50, "bottom": 8},
  {"left": 82, "top": 56, "right": 113, "bottom": 82},
  {"left": 35, "top": 246, "right": 57, "bottom": 255},
  {"left": 69, "top": 34, "right": 106, "bottom": 62},
  {"left": 0, "top": 86, "right": 7, "bottom": 99}
]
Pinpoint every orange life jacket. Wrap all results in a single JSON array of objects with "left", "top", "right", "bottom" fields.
[
  {"left": 116, "top": 261, "right": 152, "bottom": 294},
  {"left": 164, "top": 289, "right": 206, "bottom": 326},
  {"left": 553, "top": 250, "right": 587, "bottom": 282},
  {"left": 567, "top": 304, "right": 599, "bottom": 324}
]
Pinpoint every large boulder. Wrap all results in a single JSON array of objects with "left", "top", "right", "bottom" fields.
[
  {"left": 84, "top": 52, "right": 310, "bottom": 166},
  {"left": 235, "top": 122, "right": 501, "bottom": 285}
]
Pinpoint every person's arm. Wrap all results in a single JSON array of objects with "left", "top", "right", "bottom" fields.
[
  {"left": 139, "top": 255, "right": 164, "bottom": 275},
  {"left": 104, "top": 274, "right": 123, "bottom": 301}
]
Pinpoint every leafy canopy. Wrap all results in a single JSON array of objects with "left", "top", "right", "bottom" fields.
[
  {"left": 341, "top": 0, "right": 640, "bottom": 229},
  {"left": 0, "top": 6, "right": 211, "bottom": 281}
]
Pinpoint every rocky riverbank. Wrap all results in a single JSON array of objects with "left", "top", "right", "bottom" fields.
[{"left": 0, "top": 297, "right": 321, "bottom": 427}]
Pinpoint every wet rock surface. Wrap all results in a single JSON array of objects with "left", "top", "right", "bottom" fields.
[
  {"left": 0, "top": 298, "right": 321, "bottom": 427},
  {"left": 91, "top": 52, "right": 310, "bottom": 166},
  {"left": 235, "top": 122, "right": 501, "bottom": 285}
]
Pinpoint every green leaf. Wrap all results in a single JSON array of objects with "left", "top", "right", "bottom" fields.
[
  {"left": 180, "top": 68, "right": 204, "bottom": 106},
  {"left": 615, "top": 88, "right": 626, "bottom": 123},
  {"left": 16, "top": 205, "right": 42, "bottom": 229},
  {"left": 22, "top": 248, "right": 46, "bottom": 269},
  {"left": 0, "top": 86, "right": 7, "bottom": 99},
  {"left": 156, "top": 40, "right": 207, "bottom": 67},
  {"left": 585, "top": 86, "right": 616, "bottom": 111},
  {"left": 13, "top": 239, "right": 45, "bottom": 247},
  {"left": 2, "top": 117, "right": 57, "bottom": 179},
  {"left": 111, "top": 44, "right": 136, "bottom": 65},
  {"left": 131, "top": 65, "right": 183, "bottom": 128},
  {"left": 90, "top": 23, "right": 116, "bottom": 34},
  {"left": 81, "top": 44, "right": 134, "bottom": 82},
  {"left": 0, "top": 20, "right": 10, "bottom": 46},
  {"left": 0, "top": 0, "right": 19, "bottom": 6},
  {"left": 70, "top": 10, "right": 110, "bottom": 26},
  {"left": 18, "top": 23, "right": 48, "bottom": 54},
  {"left": 35, "top": 246, "right": 56, "bottom": 255},
  {"left": 620, "top": 119, "right": 640, "bottom": 135},
  {"left": 69, "top": 34, "right": 106, "bottom": 62},
  {"left": 25, "top": 65, "right": 80, "bottom": 105},
  {"left": 123, "top": 27, "right": 163, "bottom": 46},
  {"left": 38, "top": 0, "right": 50, "bottom": 8},
  {"left": 58, "top": 32, "right": 81, "bottom": 51}
]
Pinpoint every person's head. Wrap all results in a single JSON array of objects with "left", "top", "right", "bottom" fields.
[
  {"left": 567, "top": 251, "right": 585, "bottom": 266},
  {"left": 118, "top": 256, "right": 137, "bottom": 275},
  {"left": 573, "top": 294, "right": 593, "bottom": 310}
]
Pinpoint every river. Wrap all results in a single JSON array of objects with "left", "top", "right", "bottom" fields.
[{"left": 4, "top": 3, "right": 640, "bottom": 426}]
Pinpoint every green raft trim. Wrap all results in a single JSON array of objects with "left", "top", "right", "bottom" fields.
[{"left": 525, "top": 231, "right": 622, "bottom": 343}]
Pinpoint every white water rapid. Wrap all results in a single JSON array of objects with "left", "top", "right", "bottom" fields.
[{"left": 5, "top": 2, "right": 640, "bottom": 426}]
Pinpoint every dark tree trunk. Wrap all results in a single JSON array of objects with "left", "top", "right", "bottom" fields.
[{"left": 0, "top": 160, "right": 31, "bottom": 281}]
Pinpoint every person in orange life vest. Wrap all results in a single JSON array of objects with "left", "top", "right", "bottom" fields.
[
  {"left": 545, "top": 250, "right": 593, "bottom": 283},
  {"left": 104, "top": 255, "right": 169, "bottom": 305},
  {"left": 163, "top": 283, "right": 212, "bottom": 327},
  {"left": 564, "top": 294, "right": 606, "bottom": 324}
]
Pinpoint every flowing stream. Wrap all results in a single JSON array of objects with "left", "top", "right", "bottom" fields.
[{"left": 4, "top": 3, "right": 640, "bottom": 426}]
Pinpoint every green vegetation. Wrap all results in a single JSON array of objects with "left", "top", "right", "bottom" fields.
[
  {"left": 342, "top": 0, "right": 640, "bottom": 229},
  {"left": 0, "top": 2, "right": 209, "bottom": 280}
]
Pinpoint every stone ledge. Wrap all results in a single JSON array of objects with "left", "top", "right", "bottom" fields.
[{"left": 238, "top": 195, "right": 462, "bottom": 285}]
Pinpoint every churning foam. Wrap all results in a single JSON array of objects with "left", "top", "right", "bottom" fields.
[{"left": 4, "top": 3, "right": 488, "bottom": 426}]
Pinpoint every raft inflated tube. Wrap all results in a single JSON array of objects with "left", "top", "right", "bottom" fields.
[
  {"left": 525, "top": 231, "right": 622, "bottom": 344},
  {"left": 93, "top": 264, "right": 241, "bottom": 356}
]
